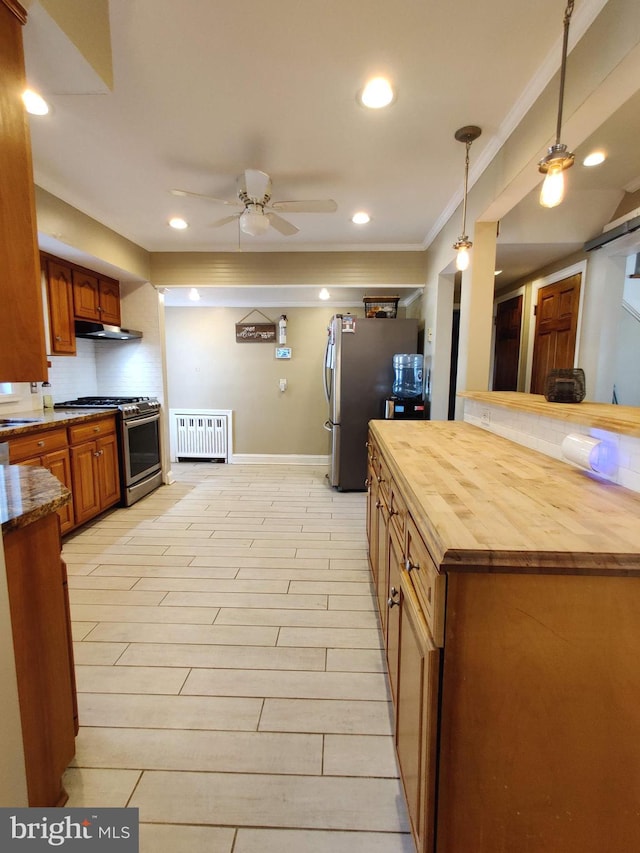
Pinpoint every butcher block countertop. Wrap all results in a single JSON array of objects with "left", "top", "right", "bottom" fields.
[
  {"left": 370, "top": 419, "right": 640, "bottom": 576},
  {"left": 459, "top": 391, "right": 640, "bottom": 437}
]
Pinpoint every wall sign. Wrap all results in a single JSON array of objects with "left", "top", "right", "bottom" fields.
[{"left": 235, "top": 309, "right": 276, "bottom": 343}]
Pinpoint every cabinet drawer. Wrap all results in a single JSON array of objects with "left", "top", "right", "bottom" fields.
[
  {"left": 68, "top": 417, "right": 116, "bottom": 445},
  {"left": 405, "top": 515, "right": 446, "bottom": 647},
  {"left": 9, "top": 428, "right": 68, "bottom": 463}
]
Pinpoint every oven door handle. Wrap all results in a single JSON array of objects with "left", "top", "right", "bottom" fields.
[{"left": 124, "top": 412, "right": 160, "bottom": 429}]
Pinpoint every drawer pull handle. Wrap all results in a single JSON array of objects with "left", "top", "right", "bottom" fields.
[
  {"left": 93, "top": 426, "right": 100, "bottom": 432},
  {"left": 405, "top": 558, "right": 418, "bottom": 572},
  {"left": 387, "top": 587, "right": 400, "bottom": 608},
  {"left": 37, "top": 440, "right": 45, "bottom": 447},
  {"left": 377, "top": 475, "right": 384, "bottom": 483},
  {"left": 389, "top": 508, "right": 398, "bottom": 516},
  {"left": 375, "top": 500, "right": 382, "bottom": 509},
  {"left": 364, "top": 478, "right": 370, "bottom": 488},
  {"left": 427, "top": 585, "right": 432, "bottom": 603}
]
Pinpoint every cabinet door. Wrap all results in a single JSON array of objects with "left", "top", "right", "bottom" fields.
[
  {"left": 4, "top": 513, "right": 76, "bottom": 806},
  {"left": 0, "top": 3, "right": 48, "bottom": 381},
  {"left": 386, "top": 524, "right": 402, "bottom": 708},
  {"left": 46, "top": 260, "right": 76, "bottom": 355},
  {"left": 97, "top": 432, "right": 121, "bottom": 509},
  {"left": 98, "top": 278, "right": 121, "bottom": 325},
  {"left": 43, "top": 448, "right": 75, "bottom": 533},
  {"left": 72, "top": 270, "right": 100, "bottom": 320},
  {"left": 70, "top": 441, "right": 100, "bottom": 524},
  {"left": 396, "top": 571, "right": 440, "bottom": 853},
  {"left": 376, "top": 496, "right": 390, "bottom": 633}
]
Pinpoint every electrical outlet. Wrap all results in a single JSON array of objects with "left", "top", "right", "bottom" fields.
[{"left": 481, "top": 408, "right": 491, "bottom": 426}]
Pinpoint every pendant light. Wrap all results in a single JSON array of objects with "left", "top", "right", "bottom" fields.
[
  {"left": 453, "top": 125, "right": 482, "bottom": 272},
  {"left": 538, "top": 0, "right": 575, "bottom": 208}
]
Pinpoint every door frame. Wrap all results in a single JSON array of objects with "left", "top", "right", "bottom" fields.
[
  {"left": 524, "top": 260, "right": 587, "bottom": 393},
  {"left": 490, "top": 285, "right": 526, "bottom": 390}
]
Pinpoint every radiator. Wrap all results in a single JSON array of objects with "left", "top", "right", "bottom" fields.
[{"left": 174, "top": 412, "right": 228, "bottom": 460}]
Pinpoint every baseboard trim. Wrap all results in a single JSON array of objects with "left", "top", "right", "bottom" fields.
[{"left": 230, "top": 453, "right": 330, "bottom": 466}]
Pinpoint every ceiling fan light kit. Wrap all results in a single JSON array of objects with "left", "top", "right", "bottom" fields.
[
  {"left": 171, "top": 169, "right": 336, "bottom": 240},
  {"left": 538, "top": 0, "right": 575, "bottom": 209},
  {"left": 453, "top": 125, "right": 481, "bottom": 272}
]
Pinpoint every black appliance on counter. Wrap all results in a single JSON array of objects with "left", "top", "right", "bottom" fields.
[{"left": 54, "top": 396, "right": 162, "bottom": 506}]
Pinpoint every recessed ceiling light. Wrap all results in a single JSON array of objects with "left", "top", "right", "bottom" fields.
[
  {"left": 583, "top": 150, "right": 606, "bottom": 167},
  {"left": 358, "top": 77, "right": 395, "bottom": 109},
  {"left": 188, "top": 288, "right": 200, "bottom": 301},
  {"left": 22, "top": 89, "right": 49, "bottom": 115},
  {"left": 319, "top": 288, "right": 330, "bottom": 301},
  {"left": 169, "top": 217, "right": 188, "bottom": 229},
  {"left": 352, "top": 211, "right": 371, "bottom": 225}
]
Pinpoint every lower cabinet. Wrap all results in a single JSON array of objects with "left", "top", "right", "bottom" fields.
[
  {"left": 395, "top": 571, "right": 440, "bottom": 853},
  {"left": 8, "top": 416, "right": 121, "bottom": 533},
  {"left": 8, "top": 428, "right": 74, "bottom": 534},
  {"left": 3, "top": 512, "right": 77, "bottom": 806},
  {"left": 69, "top": 419, "right": 120, "bottom": 526}
]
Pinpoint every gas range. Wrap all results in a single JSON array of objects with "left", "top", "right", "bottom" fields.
[{"left": 54, "top": 396, "right": 161, "bottom": 420}]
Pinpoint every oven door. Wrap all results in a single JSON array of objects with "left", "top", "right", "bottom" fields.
[{"left": 122, "top": 412, "right": 161, "bottom": 487}]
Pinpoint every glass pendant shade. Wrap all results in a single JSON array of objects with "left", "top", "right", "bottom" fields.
[
  {"left": 540, "top": 162, "right": 566, "bottom": 208},
  {"left": 456, "top": 245, "right": 470, "bottom": 271}
]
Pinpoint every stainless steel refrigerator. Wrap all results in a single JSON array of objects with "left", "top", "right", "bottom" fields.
[{"left": 323, "top": 314, "right": 419, "bottom": 490}]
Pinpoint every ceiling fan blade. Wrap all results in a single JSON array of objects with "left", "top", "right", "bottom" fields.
[
  {"left": 243, "top": 169, "right": 271, "bottom": 201},
  {"left": 270, "top": 199, "right": 337, "bottom": 213},
  {"left": 267, "top": 212, "right": 299, "bottom": 236},
  {"left": 209, "top": 214, "right": 240, "bottom": 228},
  {"left": 170, "top": 188, "right": 238, "bottom": 206}
]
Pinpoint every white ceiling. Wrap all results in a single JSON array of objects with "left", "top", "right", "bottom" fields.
[{"left": 22, "top": 0, "right": 640, "bottom": 306}]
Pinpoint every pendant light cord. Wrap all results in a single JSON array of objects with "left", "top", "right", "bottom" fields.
[
  {"left": 555, "top": 0, "right": 574, "bottom": 145},
  {"left": 460, "top": 141, "right": 471, "bottom": 239}
]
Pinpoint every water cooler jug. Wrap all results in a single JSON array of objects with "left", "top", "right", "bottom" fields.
[{"left": 385, "top": 353, "right": 427, "bottom": 419}]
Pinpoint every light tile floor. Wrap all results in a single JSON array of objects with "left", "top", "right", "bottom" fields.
[{"left": 62, "top": 462, "right": 415, "bottom": 853}]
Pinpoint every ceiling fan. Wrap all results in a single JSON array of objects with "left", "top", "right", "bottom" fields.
[{"left": 171, "top": 169, "right": 337, "bottom": 236}]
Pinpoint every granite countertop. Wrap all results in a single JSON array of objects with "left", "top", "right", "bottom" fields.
[
  {"left": 0, "top": 407, "right": 118, "bottom": 439},
  {"left": 370, "top": 419, "right": 640, "bottom": 576},
  {"left": 1, "top": 464, "right": 72, "bottom": 533},
  {"left": 459, "top": 391, "right": 640, "bottom": 437}
]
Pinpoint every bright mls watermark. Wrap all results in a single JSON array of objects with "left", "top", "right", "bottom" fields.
[{"left": 0, "top": 809, "right": 138, "bottom": 851}]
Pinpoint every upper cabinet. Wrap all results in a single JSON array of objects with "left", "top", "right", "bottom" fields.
[
  {"left": 72, "top": 270, "right": 121, "bottom": 326},
  {"left": 46, "top": 260, "right": 76, "bottom": 356},
  {"left": 42, "top": 253, "right": 123, "bottom": 356},
  {"left": 0, "top": 0, "right": 48, "bottom": 381}
]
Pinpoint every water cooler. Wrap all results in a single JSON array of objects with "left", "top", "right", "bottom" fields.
[{"left": 385, "top": 353, "right": 428, "bottom": 420}]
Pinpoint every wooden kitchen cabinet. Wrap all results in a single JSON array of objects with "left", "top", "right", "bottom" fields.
[
  {"left": 0, "top": 0, "right": 48, "bottom": 381},
  {"left": 395, "top": 571, "right": 440, "bottom": 853},
  {"left": 45, "top": 258, "right": 76, "bottom": 355},
  {"left": 69, "top": 417, "right": 121, "bottom": 525},
  {"left": 9, "top": 427, "right": 75, "bottom": 534},
  {"left": 3, "top": 511, "right": 77, "bottom": 806},
  {"left": 368, "top": 419, "right": 640, "bottom": 853},
  {"left": 72, "top": 269, "right": 121, "bottom": 325}
]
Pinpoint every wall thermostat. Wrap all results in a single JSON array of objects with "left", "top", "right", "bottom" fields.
[{"left": 275, "top": 346, "right": 292, "bottom": 359}]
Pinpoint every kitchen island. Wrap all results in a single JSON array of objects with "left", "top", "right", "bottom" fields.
[
  {"left": 367, "top": 418, "right": 640, "bottom": 853},
  {"left": 1, "top": 464, "right": 77, "bottom": 806}
]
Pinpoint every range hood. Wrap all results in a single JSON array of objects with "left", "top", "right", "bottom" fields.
[{"left": 75, "top": 320, "right": 143, "bottom": 340}]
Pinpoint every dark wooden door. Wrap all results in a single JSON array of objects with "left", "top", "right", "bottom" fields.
[
  {"left": 530, "top": 274, "right": 581, "bottom": 394},
  {"left": 493, "top": 295, "right": 523, "bottom": 391}
]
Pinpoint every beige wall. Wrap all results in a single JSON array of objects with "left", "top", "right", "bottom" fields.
[{"left": 165, "top": 305, "right": 362, "bottom": 457}]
